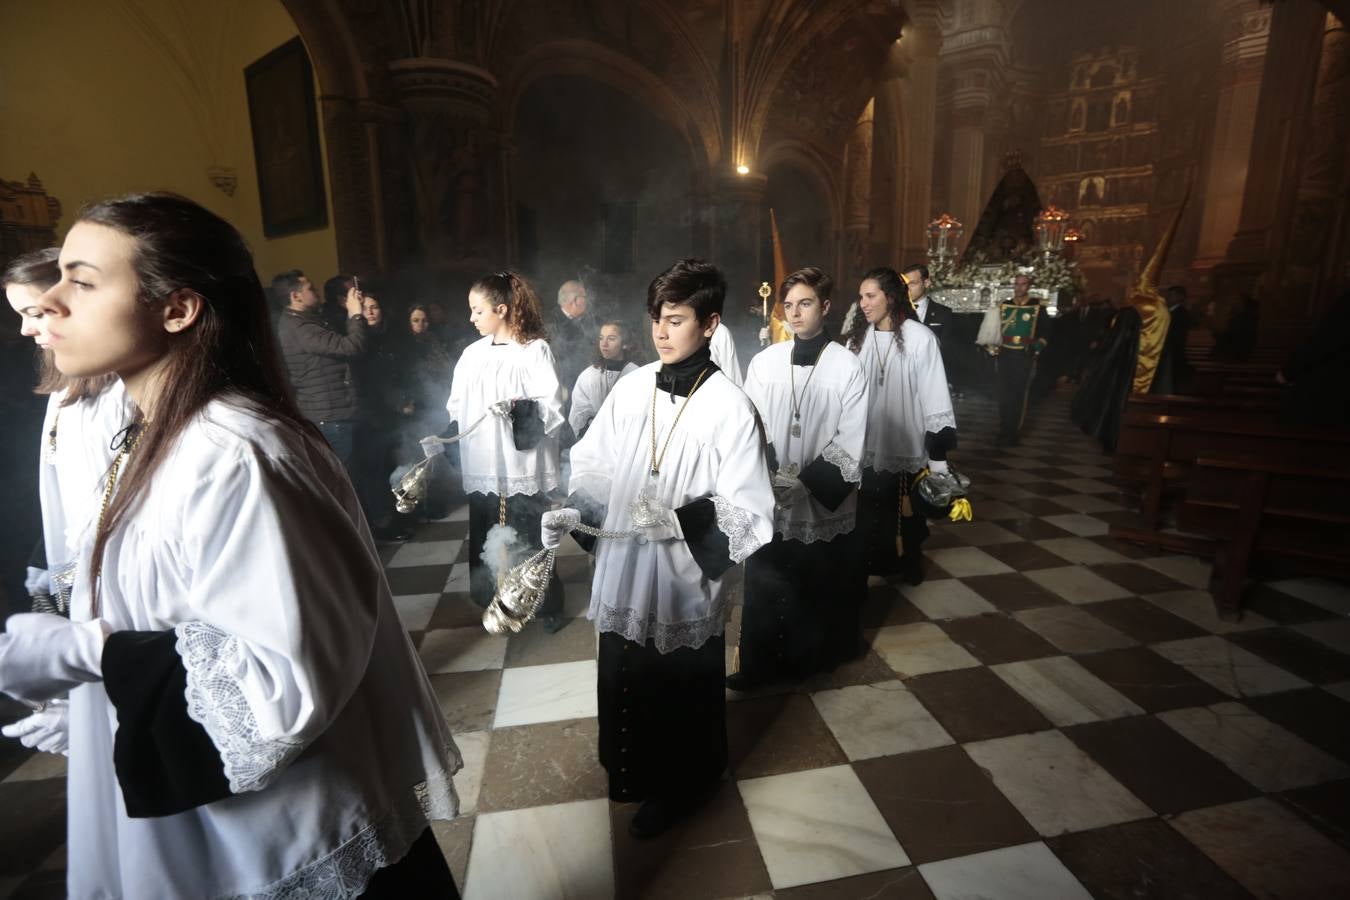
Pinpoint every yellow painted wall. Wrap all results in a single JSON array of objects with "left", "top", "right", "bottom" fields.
[{"left": 0, "top": 0, "right": 338, "bottom": 283}]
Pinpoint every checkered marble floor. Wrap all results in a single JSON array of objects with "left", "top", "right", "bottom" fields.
[{"left": 4, "top": 390, "right": 1350, "bottom": 899}]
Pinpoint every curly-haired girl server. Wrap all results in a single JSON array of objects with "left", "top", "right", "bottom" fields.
[
  {"left": 731, "top": 268, "right": 870, "bottom": 689},
  {"left": 0, "top": 194, "right": 462, "bottom": 898},
  {"left": 846, "top": 266, "right": 957, "bottom": 585},
  {"left": 424, "top": 272, "right": 568, "bottom": 629},
  {"left": 542, "top": 260, "right": 775, "bottom": 839}
]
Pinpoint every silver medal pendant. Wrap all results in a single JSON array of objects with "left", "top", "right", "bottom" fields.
[
  {"left": 791, "top": 421, "right": 802, "bottom": 438},
  {"left": 878, "top": 373, "right": 885, "bottom": 387}
]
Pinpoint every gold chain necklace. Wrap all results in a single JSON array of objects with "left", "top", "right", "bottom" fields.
[
  {"left": 788, "top": 341, "right": 827, "bottom": 438},
  {"left": 870, "top": 329, "right": 895, "bottom": 387},
  {"left": 92, "top": 426, "right": 145, "bottom": 582},
  {"left": 648, "top": 366, "right": 711, "bottom": 477}
]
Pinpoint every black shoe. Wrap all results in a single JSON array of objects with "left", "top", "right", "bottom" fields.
[
  {"left": 629, "top": 799, "right": 677, "bottom": 839},
  {"left": 901, "top": 554, "right": 925, "bottom": 586},
  {"left": 539, "top": 614, "right": 566, "bottom": 634}
]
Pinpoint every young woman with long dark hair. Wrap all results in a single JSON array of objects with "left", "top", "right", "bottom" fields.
[
  {"left": 567, "top": 319, "right": 640, "bottom": 438},
  {"left": 0, "top": 193, "right": 462, "bottom": 898},
  {"left": 847, "top": 266, "right": 957, "bottom": 585}
]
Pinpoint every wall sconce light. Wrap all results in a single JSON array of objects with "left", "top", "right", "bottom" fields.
[{"left": 736, "top": 164, "right": 750, "bottom": 175}]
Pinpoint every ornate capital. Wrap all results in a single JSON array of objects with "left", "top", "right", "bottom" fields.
[{"left": 387, "top": 57, "right": 498, "bottom": 124}]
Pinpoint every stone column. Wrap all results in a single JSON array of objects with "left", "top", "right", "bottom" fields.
[
  {"left": 940, "top": 31, "right": 1006, "bottom": 245},
  {"left": 387, "top": 57, "right": 507, "bottom": 273},
  {"left": 320, "top": 95, "right": 399, "bottom": 275},
  {"left": 842, "top": 99, "right": 875, "bottom": 285},
  {"left": 1211, "top": 0, "right": 1327, "bottom": 305},
  {"left": 1192, "top": 0, "right": 1272, "bottom": 276},
  {"left": 896, "top": 17, "right": 943, "bottom": 265}
]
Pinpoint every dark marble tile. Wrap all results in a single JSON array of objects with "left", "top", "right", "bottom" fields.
[
  {"left": 964, "top": 572, "right": 1068, "bottom": 612},
  {"left": 415, "top": 520, "right": 471, "bottom": 542},
  {"left": 503, "top": 614, "right": 596, "bottom": 668},
  {"left": 1226, "top": 629, "right": 1350, "bottom": 686},
  {"left": 1019, "top": 482, "right": 1080, "bottom": 498},
  {"left": 431, "top": 815, "right": 473, "bottom": 891},
  {"left": 427, "top": 591, "right": 487, "bottom": 630},
  {"left": 428, "top": 669, "right": 502, "bottom": 733},
  {"left": 476, "top": 719, "right": 608, "bottom": 813},
  {"left": 905, "top": 666, "right": 1053, "bottom": 743},
  {"left": 854, "top": 745, "right": 1037, "bottom": 865},
  {"left": 997, "top": 517, "right": 1075, "bottom": 541},
  {"left": 1088, "top": 535, "right": 1167, "bottom": 560},
  {"left": 775, "top": 867, "right": 936, "bottom": 899},
  {"left": 861, "top": 585, "right": 927, "bottom": 629},
  {"left": 0, "top": 778, "right": 66, "bottom": 877},
  {"left": 1064, "top": 716, "right": 1259, "bottom": 815},
  {"left": 385, "top": 563, "right": 452, "bottom": 596},
  {"left": 939, "top": 614, "right": 1061, "bottom": 665},
  {"left": 1245, "top": 688, "right": 1350, "bottom": 762},
  {"left": 1075, "top": 646, "right": 1228, "bottom": 713},
  {"left": 1241, "top": 583, "right": 1341, "bottom": 625},
  {"left": 1091, "top": 563, "right": 1189, "bottom": 595},
  {"left": 800, "top": 650, "right": 898, "bottom": 692},
  {"left": 980, "top": 541, "right": 1078, "bottom": 573},
  {"left": 1048, "top": 818, "right": 1254, "bottom": 900},
  {"left": 9, "top": 870, "right": 67, "bottom": 900},
  {"left": 1081, "top": 597, "right": 1209, "bottom": 644},
  {"left": 610, "top": 780, "right": 771, "bottom": 900},
  {"left": 726, "top": 693, "right": 847, "bottom": 779},
  {"left": 1279, "top": 778, "right": 1350, "bottom": 847}
]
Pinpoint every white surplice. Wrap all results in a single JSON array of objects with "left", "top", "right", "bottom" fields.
[
  {"left": 568, "top": 364, "right": 774, "bottom": 653},
  {"left": 855, "top": 320, "right": 956, "bottom": 473},
  {"left": 446, "top": 335, "right": 565, "bottom": 496},
  {"left": 568, "top": 361, "right": 638, "bottom": 435},
  {"left": 742, "top": 340, "right": 869, "bottom": 543},
  {"left": 37, "top": 381, "right": 133, "bottom": 600},
  {"left": 64, "top": 397, "right": 460, "bottom": 900},
  {"left": 708, "top": 322, "right": 744, "bottom": 386}
]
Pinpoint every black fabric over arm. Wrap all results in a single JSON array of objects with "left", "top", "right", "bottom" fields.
[
  {"left": 511, "top": 400, "right": 544, "bottom": 450},
  {"left": 675, "top": 498, "right": 735, "bottom": 580},
  {"left": 798, "top": 454, "right": 853, "bottom": 511},
  {"left": 925, "top": 426, "right": 959, "bottom": 462},
  {"left": 103, "top": 630, "right": 231, "bottom": 819}
]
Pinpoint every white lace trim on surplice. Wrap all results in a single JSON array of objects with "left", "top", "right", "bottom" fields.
[
  {"left": 711, "top": 494, "right": 759, "bottom": 564},
  {"left": 776, "top": 511, "right": 856, "bottom": 545},
  {"left": 924, "top": 409, "right": 957, "bottom": 433},
  {"left": 461, "top": 471, "right": 558, "bottom": 497},
  {"left": 594, "top": 594, "right": 728, "bottom": 655},
  {"left": 821, "top": 441, "right": 862, "bottom": 484},
  {"left": 862, "top": 451, "right": 928, "bottom": 475}
]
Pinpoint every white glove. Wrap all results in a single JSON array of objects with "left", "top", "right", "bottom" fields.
[
  {"left": 2, "top": 700, "right": 69, "bottom": 755},
  {"left": 25, "top": 566, "right": 51, "bottom": 598},
  {"left": 488, "top": 399, "right": 513, "bottom": 419},
  {"left": 928, "top": 459, "right": 949, "bottom": 474},
  {"left": 419, "top": 435, "right": 445, "bottom": 458},
  {"left": 772, "top": 474, "right": 809, "bottom": 509},
  {"left": 0, "top": 614, "right": 111, "bottom": 704},
  {"left": 541, "top": 508, "right": 580, "bottom": 550}
]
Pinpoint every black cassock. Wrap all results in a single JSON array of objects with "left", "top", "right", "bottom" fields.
[{"left": 1072, "top": 307, "right": 1142, "bottom": 452}]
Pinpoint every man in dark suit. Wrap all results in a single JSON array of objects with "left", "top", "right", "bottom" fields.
[
  {"left": 1160, "top": 285, "right": 1194, "bottom": 392},
  {"left": 902, "top": 263, "right": 959, "bottom": 394}
]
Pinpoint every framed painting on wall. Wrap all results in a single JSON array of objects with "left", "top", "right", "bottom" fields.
[{"left": 244, "top": 37, "right": 328, "bottom": 237}]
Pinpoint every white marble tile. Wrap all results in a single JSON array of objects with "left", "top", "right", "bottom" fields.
[
  {"left": 1046, "top": 493, "right": 1125, "bottom": 514},
  {"left": 738, "top": 765, "right": 909, "bottom": 889},
  {"left": 995, "top": 455, "right": 1046, "bottom": 469},
  {"left": 1062, "top": 465, "right": 1113, "bottom": 479},
  {"left": 872, "top": 622, "right": 982, "bottom": 678},
  {"left": 1143, "top": 590, "right": 1273, "bottom": 634},
  {"left": 493, "top": 660, "right": 598, "bottom": 728},
  {"left": 1013, "top": 605, "right": 1136, "bottom": 655},
  {"left": 1266, "top": 577, "right": 1350, "bottom": 615},
  {"left": 392, "top": 593, "right": 441, "bottom": 631},
  {"left": 1035, "top": 537, "right": 1128, "bottom": 566},
  {"left": 451, "top": 730, "right": 490, "bottom": 815},
  {"left": 811, "top": 682, "right": 954, "bottom": 760},
  {"left": 387, "top": 539, "right": 463, "bottom": 569},
  {"left": 419, "top": 627, "right": 509, "bottom": 674},
  {"left": 1139, "top": 555, "right": 1212, "bottom": 589},
  {"left": 989, "top": 469, "right": 1043, "bottom": 485},
  {"left": 944, "top": 521, "right": 1024, "bottom": 545},
  {"left": 444, "top": 561, "right": 472, "bottom": 592},
  {"left": 2, "top": 751, "right": 67, "bottom": 783},
  {"left": 1170, "top": 798, "right": 1350, "bottom": 900},
  {"left": 926, "top": 547, "right": 1014, "bottom": 577},
  {"left": 899, "top": 578, "right": 999, "bottom": 620},
  {"left": 1025, "top": 566, "right": 1133, "bottom": 604},
  {"left": 992, "top": 656, "right": 1144, "bottom": 727},
  {"left": 1292, "top": 618, "right": 1350, "bottom": 655},
  {"left": 1159, "top": 702, "right": 1350, "bottom": 792},
  {"left": 464, "top": 798, "right": 614, "bottom": 900},
  {"left": 919, "top": 842, "right": 1093, "bottom": 900},
  {"left": 1057, "top": 478, "right": 1119, "bottom": 495},
  {"left": 1324, "top": 681, "right": 1350, "bottom": 704},
  {"left": 1152, "top": 636, "right": 1309, "bottom": 698},
  {"left": 963, "top": 730, "right": 1152, "bottom": 836},
  {"left": 1039, "top": 514, "right": 1110, "bottom": 537}
]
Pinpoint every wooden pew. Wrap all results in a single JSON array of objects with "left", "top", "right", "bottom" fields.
[
  {"left": 1127, "top": 392, "right": 1280, "bottom": 417},
  {"left": 1109, "top": 411, "right": 1350, "bottom": 552},
  {"left": 1180, "top": 456, "right": 1350, "bottom": 619}
]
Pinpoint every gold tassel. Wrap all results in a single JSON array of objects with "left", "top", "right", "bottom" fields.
[
  {"left": 731, "top": 644, "right": 741, "bottom": 675},
  {"left": 949, "top": 498, "right": 973, "bottom": 523}
]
